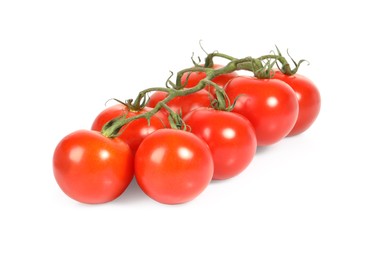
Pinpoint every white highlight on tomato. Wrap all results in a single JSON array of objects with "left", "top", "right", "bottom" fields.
[
  {"left": 100, "top": 150, "right": 110, "bottom": 160},
  {"left": 178, "top": 147, "right": 193, "bottom": 160},
  {"left": 222, "top": 128, "right": 236, "bottom": 139},
  {"left": 267, "top": 96, "right": 278, "bottom": 107},
  {"left": 150, "top": 147, "right": 166, "bottom": 164},
  {"left": 69, "top": 146, "right": 84, "bottom": 163}
]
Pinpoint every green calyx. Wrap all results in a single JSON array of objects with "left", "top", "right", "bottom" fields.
[{"left": 272, "top": 46, "right": 309, "bottom": 75}]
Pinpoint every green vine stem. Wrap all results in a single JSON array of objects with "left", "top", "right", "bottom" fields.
[
  {"left": 101, "top": 82, "right": 212, "bottom": 137},
  {"left": 202, "top": 79, "right": 231, "bottom": 111},
  {"left": 101, "top": 49, "right": 306, "bottom": 138},
  {"left": 203, "top": 48, "right": 306, "bottom": 77}
]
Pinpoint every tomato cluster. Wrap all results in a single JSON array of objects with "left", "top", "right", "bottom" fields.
[{"left": 53, "top": 49, "right": 321, "bottom": 205}]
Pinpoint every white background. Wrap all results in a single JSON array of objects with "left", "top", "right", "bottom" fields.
[{"left": 1, "top": 1, "right": 373, "bottom": 259}]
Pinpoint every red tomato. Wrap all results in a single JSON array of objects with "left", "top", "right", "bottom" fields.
[
  {"left": 147, "top": 91, "right": 168, "bottom": 112},
  {"left": 272, "top": 71, "right": 321, "bottom": 136},
  {"left": 225, "top": 76, "right": 299, "bottom": 146},
  {"left": 91, "top": 104, "right": 167, "bottom": 153},
  {"left": 183, "top": 108, "right": 257, "bottom": 180},
  {"left": 148, "top": 89, "right": 212, "bottom": 117},
  {"left": 53, "top": 130, "right": 134, "bottom": 204},
  {"left": 181, "top": 64, "right": 238, "bottom": 96},
  {"left": 135, "top": 129, "right": 214, "bottom": 204}
]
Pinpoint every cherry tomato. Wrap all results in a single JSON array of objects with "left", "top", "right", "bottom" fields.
[
  {"left": 183, "top": 108, "right": 257, "bottom": 180},
  {"left": 272, "top": 71, "right": 321, "bottom": 136},
  {"left": 135, "top": 129, "right": 214, "bottom": 204},
  {"left": 181, "top": 64, "right": 238, "bottom": 96},
  {"left": 147, "top": 91, "right": 168, "bottom": 113},
  {"left": 225, "top": 76, "right": 299, "bottom": 146},
  {"left": 91, "top": 104, "right": 167, "bottom": 153},
  {"left": 148, "top": 89, "right": 212, "bottom": 117},
  {"left": 53, "top": 130, "right": 134, "bottom": 204}
]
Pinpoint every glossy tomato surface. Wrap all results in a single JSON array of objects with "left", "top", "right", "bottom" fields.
[
  {"left": 53, "top": 130, "right": 134, "bottom": 204},
  {"left": 225, "top": 76, "right": 299, "bottom": 146},
  {"left": 184, "top": 108, "right": 257, "bottom": 180},
  {"left": 91, "top": 104, "right": 167, "bottom": 153},
  {"left": 273, "top": 71, "right": 321, "bottom": 136},
  {"left": 181, "top": 64, "right": 238, "bottom": 96},
  {"left": 135, "top": 129, "right": 213, "bottom": 204}
]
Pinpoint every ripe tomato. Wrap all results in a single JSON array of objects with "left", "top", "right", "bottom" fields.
[
  {"left": 225, "top": 76, "right": 299, "bottom": 146},
  {"left": 91, "top": 104, "right": 167, "bottom": 153},
  {"left": 135, "top": 129, "right": 214, "bottom": 204},
  {"left": 53, "top": 130, "right": 134, "bottom": 204},
  {"left": 181, "top": 64, "right": 238, "bottom": 96},
  {"left": 148, "top": 89, "right": 212, "bottom": 117},
  {"left": 183, "top": 108, "right": 257, "bottom": 180},
  {"left": 147, "top": 91, "right": 168, "bottom": 111},
  {"left": 272, "top": 71, "right": 321, "bottom": 136}
]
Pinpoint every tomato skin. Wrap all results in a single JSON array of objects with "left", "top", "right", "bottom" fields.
[
  {"left": 272, "top": 71, "right": 321, "bottom": 136},
  {"left": 53, "top": 130, "right": 134, "bottom": 204},
  {"left": 148, "top": 90, "right": 212, "bottom": 116},
  {"left": 91, "top": 104, "right": 167, "bottom": 153},
  {"left": 135, "top": 129, "right": 213, "bottom": 204},
  {"left": 225, "top": 76, "right": 299, "bottom": 146},
  {"left": 147, "top": 91, "right": 168, "bottom": 112},
  {"left": 181, "top": 64, "right": 238, "bottom": 96},
  {"left": 183, "top": 108, "right": 257, "bottom": 180}
]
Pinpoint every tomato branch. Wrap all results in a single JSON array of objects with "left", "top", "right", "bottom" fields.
[
  {"left": 101, "top": 74, "right": 214, "bottom": 137},
  {"left": 101, "top": 48, "right": 306, "bottom": 138}
]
